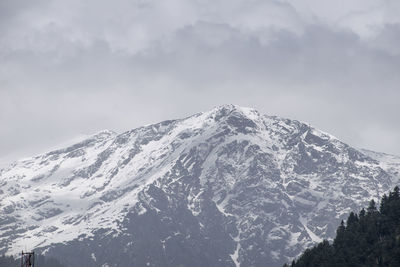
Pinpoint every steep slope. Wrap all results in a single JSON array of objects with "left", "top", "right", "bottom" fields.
[
  {"left": 287, "top": 187, "right": 400, "bottom": 267},
  {"left": 0, "top": 105, "right": 398, "bottom": 267},
  {"left": 360, "top": 149, "right": 400, "bottom": 182}
]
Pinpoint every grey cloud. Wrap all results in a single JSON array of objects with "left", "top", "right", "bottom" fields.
[
  {"left": 0, "top": 0, "right": 400, "bottom": 162},
  {"left": 368, "top": 23, "right": 400, "bottom": 55}
]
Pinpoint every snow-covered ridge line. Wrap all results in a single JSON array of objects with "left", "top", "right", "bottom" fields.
[{"left": 0, "top": 105, "right": 399, "bottom": 267}]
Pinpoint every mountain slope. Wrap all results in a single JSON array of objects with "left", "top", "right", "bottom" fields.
[
  {"left": 0, "top": 105, "right": 399, "bottom": 266},
  {"left": 287, "top": 187, "right": 400, "bottom": 267}
]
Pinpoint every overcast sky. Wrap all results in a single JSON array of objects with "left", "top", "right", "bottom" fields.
[{"left": 1, "top": 0, "right": 400, "bottom": 164}]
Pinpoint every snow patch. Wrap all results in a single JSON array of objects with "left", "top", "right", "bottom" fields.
[{"left": 299, "top": 216, "right": 322, "bottom": 243}]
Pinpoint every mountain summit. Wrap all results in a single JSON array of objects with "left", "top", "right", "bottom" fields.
[{"left": 1, "top": 105, "right": 399, "bottom": 266}]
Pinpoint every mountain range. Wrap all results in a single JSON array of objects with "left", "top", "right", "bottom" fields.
[{"left": 1, "top": 105, "right": 399, "bottom": 266}]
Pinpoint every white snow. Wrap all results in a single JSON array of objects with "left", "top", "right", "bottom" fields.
[
  {"left": 230, "top": 234, "right": 241, "bottom": 267},
  {"left": 299, "top": 216, "right": 323, "bottom": 243},
  {"left": 0, "top": 104, "right": 399, "bottom": 265}
]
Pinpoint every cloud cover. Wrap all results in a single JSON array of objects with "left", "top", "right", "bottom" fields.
[{"left": 1, "top": 0, "right": 400, "bottom": 162}]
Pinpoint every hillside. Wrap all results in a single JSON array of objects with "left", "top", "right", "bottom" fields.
[
  {"left": 1, "top": 105, "right": 399, "bottom": 266},
  {"left": 287, "top": 187, "right": 400, "bottom": 267}
]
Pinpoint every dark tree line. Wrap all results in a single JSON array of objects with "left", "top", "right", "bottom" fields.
[
  {"left": 286, "top": 186, "right": 400, "bottom": 267},
  {"left": 0, "top": 253, "right": 66, "bottom": 267}
]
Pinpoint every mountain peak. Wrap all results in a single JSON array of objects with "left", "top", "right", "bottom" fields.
[
  {"left": 1, "top": 106, "right": 399, "bottom": 267},
  {"left": 209, "top": 104, "right": 257, "bottom": 114},
  {"left": 205, "top": 104, "right": 261, "bottom": 121}
]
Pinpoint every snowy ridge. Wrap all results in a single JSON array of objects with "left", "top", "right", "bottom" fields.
[{"left": 0, "top": 105, "right": 399, "bottom": 267}]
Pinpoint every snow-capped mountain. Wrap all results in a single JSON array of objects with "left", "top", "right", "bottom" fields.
[{"left": 1, "top": 105, "right": 399, "bottom": 267}]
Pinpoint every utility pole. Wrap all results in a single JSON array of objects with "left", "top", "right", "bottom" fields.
[{"left": 21, "top": 251, "right": 35, "bottom": 267}]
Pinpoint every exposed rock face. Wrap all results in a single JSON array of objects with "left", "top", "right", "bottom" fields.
[{"left": 1, "top": 105, "right": 399, "bottom": 267}]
